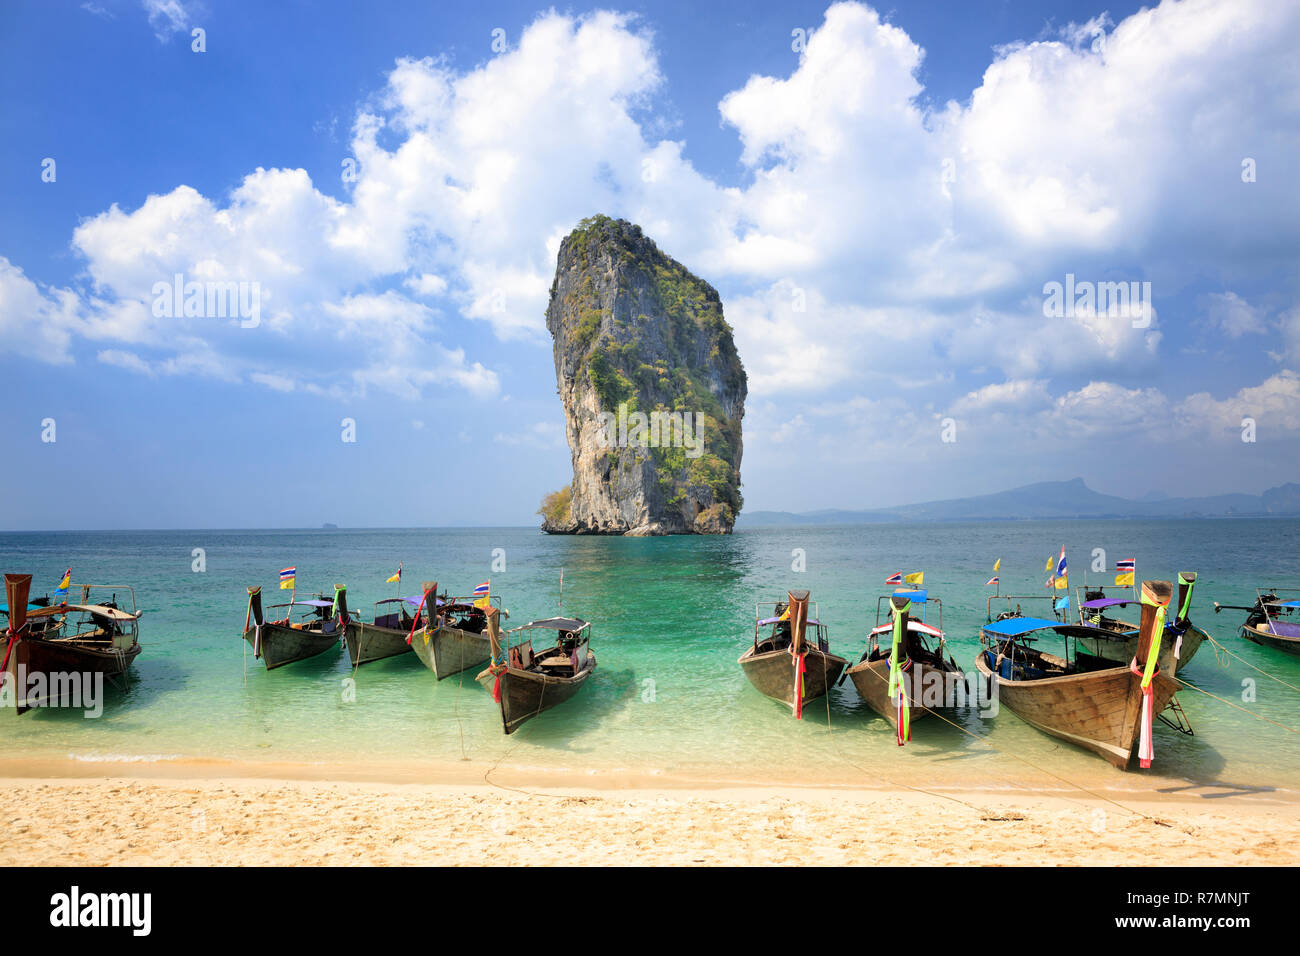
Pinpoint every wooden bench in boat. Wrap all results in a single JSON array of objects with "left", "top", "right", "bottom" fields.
[{"left": 1038, "top": 652, "right": 1068, "bottom": 672}]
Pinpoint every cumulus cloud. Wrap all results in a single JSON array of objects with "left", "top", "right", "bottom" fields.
[
  {"left": 2, "top": 0, "right": 1298, "bottom": 443},
  {"left": 1176, "top": 370, "right": 1300, "bottom": 436}
]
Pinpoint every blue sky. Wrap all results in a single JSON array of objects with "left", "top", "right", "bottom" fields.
[{"left": 1, "top": 0, "right": 1297, "bottom": 530}]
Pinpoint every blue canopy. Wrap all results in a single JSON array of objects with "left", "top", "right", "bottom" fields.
[
  {"left": 1268, "top": 600, "right": 1300, "bottom": 609},
  {"left": 983, "top": 616, "right": 1061, "bottom": 637},
  {"left": 893, "top": 589, "right": 927, "bottom": 604}
]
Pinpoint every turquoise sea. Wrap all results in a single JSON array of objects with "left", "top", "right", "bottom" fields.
[{"left": 4, "top": 520, "right": 1300, "bottom": 797}]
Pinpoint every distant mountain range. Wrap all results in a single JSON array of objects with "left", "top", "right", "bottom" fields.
[{"left": 737, "top": 478, "right": 1300, "bottom": 526}]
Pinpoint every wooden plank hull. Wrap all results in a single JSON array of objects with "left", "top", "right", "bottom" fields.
[
  {"left": 1241, "top": 623, "right": 1300, "bottom": 656},
  {"left": 975, "top": 652, "right": 1179, "bottom": 770},
  {"left": 1073, "top": 623, "right": 1207, "bottom": 673},
  {"left": 846, "top": 656, "right": 961, "bottom": 729},
  {"left": 475, "top": 652, "right": 597, "bottom": 734},
  {"left": 411, "top": 625, "right": 491, "bottom": 680},
  {"left": 242, "top": 622, "right": 339, "bottom": 670},
  {"left": 344, "top": 622, "right": 414, "bottom": 666},
  {"left": 738, "top": 646, "right": 847, "bottom": 713},
  {"left": 4, "top": 638, "right": 141, "bottom": 713}
]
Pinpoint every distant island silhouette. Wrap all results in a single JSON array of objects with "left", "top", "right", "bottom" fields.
[{"left": 738, "top": 478, "right": 1300, "bottom": 525}]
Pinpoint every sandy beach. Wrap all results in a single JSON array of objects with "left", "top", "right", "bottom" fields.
[{"left": 2, "top": 760, "right": 1296, "bottom": 866}]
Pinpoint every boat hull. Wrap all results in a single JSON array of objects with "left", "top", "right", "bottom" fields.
[
  {"left": 846, "top": 656, "right": 962, "bottom": 729},
  {"left": 1241, "top": 622, "right": 1300, "bottom": 656},
  {"left": 242, "top": 622, "right": 339, "bottom": 670},
  {"left": 475, "top": 652, "right": 597, "bottom": 734},
  {"left": 975, "top": 652, "right": 1179, "bottom": 770},
  {"left": 1074, "top": 623, "right": 1207, "bottom": 673},
  {"left": 738, "top": 646, "right": 847, "bottom": 713},
  {"left": 411, "top": 625, "right": 491, "bottom": 680},
  {"left": 344, "top": 622, "right": 414, "bottom": 666},
  {"left": 4, "top": 638, "right": 141, "bottom": 713}
]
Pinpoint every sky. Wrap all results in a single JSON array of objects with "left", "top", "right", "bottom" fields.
[{"left": 0, "top": 0, "right": 1297, "bottom": 530}]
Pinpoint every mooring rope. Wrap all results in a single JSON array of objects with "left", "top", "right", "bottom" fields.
[
  {"left": 1201, "top": 631, "right": 1300, "bottom": 694},
  {"left": 1171, "top": 675, "right": 1300, "bottom": 737}
]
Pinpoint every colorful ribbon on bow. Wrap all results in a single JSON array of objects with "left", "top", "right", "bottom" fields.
[
  {"left": 1131, "top": 590, "right": 1167, "bottom": 768},
  {"left": 405, "top": 592, "right": 429, "bottom": 646},
  {"left": 792, "top": 649, "right": 806, "bottom": 719},
  {"left": 887, "top": 599, "right": 912, "bottom": 746}
]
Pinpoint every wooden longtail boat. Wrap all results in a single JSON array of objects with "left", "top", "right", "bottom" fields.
[
  {"left": 976, "top": 579, "right": 1182, "bottom": 770},
  {"left": 739, "top": 589, "right": 846, "bottom": 718},
  {"left": 475, "top": 607, "right": 595, "bottom": 734},
  {"left": 1073, "top": 572, "right": 1207, "bottom": 673},
  {"left": 241, "top": 584, "right": 350, "bottom": 670},
  {"left": 2, "top": 574, "right": 142, "bottom": 715},
  {"left": 844, "top": 588, "right": 963, "bottom": 742},
  {"left": 345, "top": 583, "right": 434, "bottom": 666},
  {"left": 411, "top": 585, "right": 507, "bottom": 680},
  {"left": 1215, "top": 587, "right": 1300, "bottom": 656}
]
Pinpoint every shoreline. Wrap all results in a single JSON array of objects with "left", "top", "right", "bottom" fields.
[{"left": 4, "top": 752, "right": 1298, "bottom": 802}]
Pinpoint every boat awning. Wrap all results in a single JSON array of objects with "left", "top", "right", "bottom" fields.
[
  {"left": 1267, "top": 601, "right": 1300, "bottom": 609},
  {"left": 982, "top": 616, "right": 1061, "bottom": 637},
  {"left": 758, "top": 616, "right": 821, "bottom": 626},
  {"left": 270, "top": 600, "right": 334, "bottom": 609},
  {"left": 1081, "top": 597, "right": 1132, "bottom": 609},
  {"left": 27, "top": 603, "right": 138, "bottom": 621},
  {"left": 893, "top": 589, "right": 927, "bottom": 603},
  {"left": 870, "top": 620, "right": 942, "bottom": 639},
  {"left": 520, "top": 617, "right": 587, "bottom": 631}
]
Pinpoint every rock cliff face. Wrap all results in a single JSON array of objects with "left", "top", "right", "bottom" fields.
[{"left": 539, "top": 216, "right": 746, "bottom": 535}]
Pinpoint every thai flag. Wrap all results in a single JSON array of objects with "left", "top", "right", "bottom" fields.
[
  {"left": 472, "top": 582, "right": 489, "bottom": 597},
  {"left": 1116, "top": 559, "right": 1136, "bottom": 572},
  {"left": 885, "top": 572, "right": 903, "bottom": 585},
  {"left": 986, "top": 576, "right": 999, "bottom": 587},
  {"left": 280, "top": 567, "right": 296, "bottom": 582},
  {"left": 1055, "top": 546, "right": 1067, "bottom": 579}
]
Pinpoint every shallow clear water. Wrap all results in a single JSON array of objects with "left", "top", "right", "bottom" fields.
[{"left": 3, "top": 520, "right": 1299, "bottom": 795}]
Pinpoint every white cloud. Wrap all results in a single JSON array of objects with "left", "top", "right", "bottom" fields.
[
  {"left": 141, "top": 0, "right": 194, "bottom": 41},
  {"left": 1203, "top": 292, "right": 1267, "bottom": 339},
  {"left": 494, "top": 421, "right": 566, "bottom": 448},
  {"left": 404, "top": 273, "right": 448, "bottom": 297},
  {"left": 97, "top": 349, "right": 155, "bottom": 376},
  {"left": 949, "top": 379, "right": 1051, "bottom": 416},
  {"left": 1176, "top": 370, "right": 1300, "bottom": 435}
]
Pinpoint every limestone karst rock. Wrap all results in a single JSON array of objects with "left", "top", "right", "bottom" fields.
[{"left": 538, "top": 216, "right": 746, "bottom": 535}]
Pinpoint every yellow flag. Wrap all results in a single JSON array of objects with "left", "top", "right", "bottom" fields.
[
  {"left": 386, "top": 568, "right": 401, "bottom": 583},
  {"left": 1115, "top": 572, "right": 1134, "bottom": 586},
  {"left": 993, "top": 558, "right": 1001, "bottom": 572},
  {"left": 1054, "top": 575, "right": 1068, "bottom": 590},
  {"left": 1045, "top": 556, "right": 1053, "bottom": 571},
  {"left": 905, "top": 571, "right": 924, "bottom": 586}
]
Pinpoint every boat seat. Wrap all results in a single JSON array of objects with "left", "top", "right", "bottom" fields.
[{"left": 1039, "top": 652, "right": 1068, "bottom": 670}]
